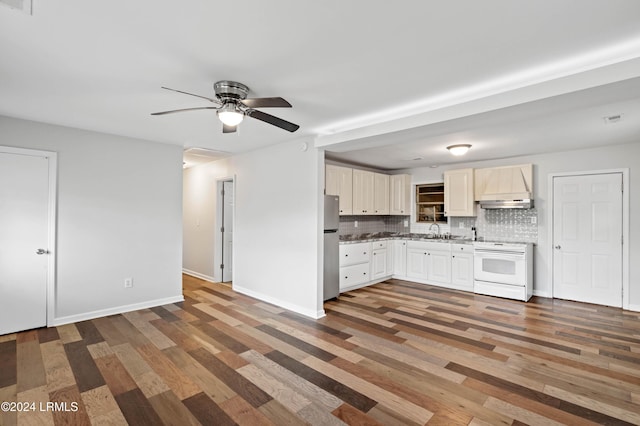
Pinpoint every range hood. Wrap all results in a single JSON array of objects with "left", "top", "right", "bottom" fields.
[
  {"left": 479, "top": 199, "right": 534, "bottom": 209},
  {"left": 475, "top": 164, "right": 534, "bottom": 209}
]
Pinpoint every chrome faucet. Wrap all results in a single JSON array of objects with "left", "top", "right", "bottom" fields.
[{"left": 429, "top": 223, "right": 440, "bottom": 236}]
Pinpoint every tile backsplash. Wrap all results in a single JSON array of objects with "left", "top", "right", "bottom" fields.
[
  {"left": 449, "top": 208, "right": 538, "bottom": 243},
  {"left": 339, "top": 216, "right": 409, "bottom": 236},
  {"left": 339, "top": 208, "right": 538, "bottom": 244}
]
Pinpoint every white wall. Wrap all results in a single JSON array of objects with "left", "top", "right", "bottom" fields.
[
  {"left": 1, "top": 115, "right": 184, "bottom": 324},
  {"left": 403, "top": 141, "right": 640, "bottom": 307},
  {"left": 183, "top": 138, "right": 324, "bottom": 318}
]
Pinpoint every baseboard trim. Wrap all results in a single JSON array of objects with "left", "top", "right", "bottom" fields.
[
  {"left": 533, "top": 290, "right": 552, "bottom": 298},
  {"left": 51, "top": 295, "right": 185, "bottom": 327},
  {"left": 233, "top": 285, "right": 325, "bottom": 319},
  {"left": 182, "top": 268, "right": 216, "bottom": 283},
  {"left": 627, "top": 304, "right": 640, "bottom": 312}
]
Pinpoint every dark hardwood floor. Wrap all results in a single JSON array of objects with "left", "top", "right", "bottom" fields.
[{"left": 2, "top": 275, "right": 640, "bottom": 425}]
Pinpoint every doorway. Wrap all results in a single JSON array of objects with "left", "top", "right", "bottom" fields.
[
  {"left": 220, "top": 180, "right": 234, "bottom": 282},
  {"left": 551, "top": 171, "right": 627, "bottom": 308},
  {"left": 0, "top": 146, "right": 57, "bottom": 335}
]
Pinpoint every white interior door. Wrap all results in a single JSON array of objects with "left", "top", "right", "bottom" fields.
[
  {"left": 221, "top": 180, "right": 233, "bottom": 282},
  {"left": 0, "top": 150, "right": 52, "bottom": 334},
  {"left": 553, "top": 173, "right": 622, "bottom": 307}
]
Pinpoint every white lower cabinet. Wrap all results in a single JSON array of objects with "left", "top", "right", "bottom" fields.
[
  {"left": 339, "top": 240, "right": 395, "bottom": 293},
  {"left": 451, "top": 244, "right": 474, "bottom": 291},
  {"left": 406, "top": 246, "right": 427, "bottom": 280},
  {"left": 406, "top": 241, "right": 452, "bottom": 287},
  {"left": 392, "top": 240, "right": 407, "bottom": 276},
  {"left": 339, "top": 242, "right": 371, "bottom": 291},
  {"left": 429, "top": 250, "right": 452, "bottom": 285},
  {"left": 371, "top": 240, "right": 389, "bottom": 280},
  {"left": 338, "top": 239, "right": 474, "bottom": 294}
]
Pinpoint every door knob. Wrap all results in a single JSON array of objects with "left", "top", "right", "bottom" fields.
[
  {"left": 554, "top": 245, "right": 561, "bottom": 249},
  {"left": 36, "top": 248, "right": 49, "bottom": 255}
]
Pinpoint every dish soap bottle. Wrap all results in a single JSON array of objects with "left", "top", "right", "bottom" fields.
[{"left": 471, "top": 226, "right": 477, "bottom": 241}]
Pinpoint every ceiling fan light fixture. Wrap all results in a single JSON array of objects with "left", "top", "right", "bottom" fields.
[
  {"left": 217, "top": 103, "right": 244, "bottom": 126},
  {"left": 447, "top": 144, "right": 472, "bottom": 156}
]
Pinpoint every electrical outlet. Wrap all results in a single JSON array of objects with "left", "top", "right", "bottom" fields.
[
  {"left": 124, "top": 277, "right": 133, "bottom": 288},
  {"left": 459, "top": 222, "right": 465, "bottom": 229},
  {"left": 354, "top": 220, "right": 358, "bottom": 228},
  {"left": 404, "top": 220, "right": 408, "bottom": 227},
  {"left": 531, "top": 216, "right": 537, "bottom": 224}
]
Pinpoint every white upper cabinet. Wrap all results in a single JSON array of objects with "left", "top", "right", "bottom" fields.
[
  {"left": 373, "top": 173, "right": 390, "bottom": 215},
  {"left": 352, "top": 169, "right": 375, "bottom": 215},
  {"left": 444, "top": 168, "right": 475, "bottom": 217},
  {"left": 325, "top": 165, "right": 353, "bottom": 215},
  {"left": 327, "top": 165, "right": 412, "bottom": 216},
  {"left": 390, "top": 174, "right": 411, "bottom": 215}
]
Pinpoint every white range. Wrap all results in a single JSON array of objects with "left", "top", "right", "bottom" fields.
[{"left": 473, "top": 241, "right": 533, "bottom": 302}]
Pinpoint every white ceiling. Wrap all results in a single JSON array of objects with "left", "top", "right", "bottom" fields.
[{"left": 1, "top": 1, "right": 640, "bottom": 169}]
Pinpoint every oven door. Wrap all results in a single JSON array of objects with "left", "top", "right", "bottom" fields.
[{"left": 474, "top": 250, "right": 526, "bottom": 286}]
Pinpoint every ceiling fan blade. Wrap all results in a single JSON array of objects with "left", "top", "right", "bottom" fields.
[
  {"left": 247, "top": 109, "right": 300, "bottom": 132},
  {"left": 160, "top": 86, "right": 220, "bottom": 104},
  {"left": 240, "top": 97, "right": 292, "bottom": 108},
  {"left": 222, "top": 123, "right": 237, "bottom": 133},
  {"left": 151, "top": 106, "right": 218, "bottom": 116}
]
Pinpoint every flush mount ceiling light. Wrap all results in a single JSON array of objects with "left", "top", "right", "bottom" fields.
[
  {"left": 447, "top": 144, "right": 472, "bottom": 156},
  {"left": 216, "top": 103, "right": 244, "bottom": 126}
]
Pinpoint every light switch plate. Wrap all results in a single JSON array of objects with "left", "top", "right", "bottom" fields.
[{"left": 531, "top": 216, "right": 537, "bottom": 224}]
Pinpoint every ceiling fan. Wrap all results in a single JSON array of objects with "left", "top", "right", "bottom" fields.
[{"left": 151, "top": 80, "right": 299, "bottom": 133}]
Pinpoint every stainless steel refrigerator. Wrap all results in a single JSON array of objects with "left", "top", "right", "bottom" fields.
[{"left": 323, "top": 195, "right": 340, "bottom": 301}]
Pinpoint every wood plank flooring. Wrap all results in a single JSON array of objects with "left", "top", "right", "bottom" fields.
[{"left": 2, "top": 275, "right": 640, "bottom": 425}]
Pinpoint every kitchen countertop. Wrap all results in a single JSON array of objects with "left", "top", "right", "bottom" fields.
[
  {"left": 338, "top": 232, "right": 474, "bottom": 244},
  {"left": 338, "top": 233, "right": 535, "bottom": 246}
]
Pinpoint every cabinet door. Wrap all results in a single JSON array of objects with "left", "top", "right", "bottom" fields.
[
  {"left": 428, "top": 250, "right": 452, "bottom": 284},
  {"left": 392, "top": 240, "right": 407, "bottom": 276},
  {"left": 326, "top": 165, "right": 353, "bottom": 215},
  {"left": 451, "top": 253, "right": 473, "bottom": 290},
  {"left": 371, "top": 248, "right": 388, "bottom": 279},
  {"left": 353, "top": 169, "right": 375, "bottom": 215},
  {"left": 373, "top": 173, "right": 390, "bottom": 215},
  {"left": 406, "top": 248, "right": 427, "bottom": 280},
  {"left": 444, "top": 168, "right": 475, "bottom": 217},
  {"left": 390, "top": 174, "right": 411, "bottom": 215}
]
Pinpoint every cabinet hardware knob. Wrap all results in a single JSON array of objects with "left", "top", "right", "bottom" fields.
[
  {"left": 345, "top": 254, "right": 348, "bottom": 257},
  {"left": 555, "top": 245, "right": 561, "bottom": 249}
]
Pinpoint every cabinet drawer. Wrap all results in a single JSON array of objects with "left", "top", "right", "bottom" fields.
[
  {"left": 407, "top": 240, "right": 451, "bottom": 253},
  {"left": 340, "top": 263, "right": 370, "bottom": 289},
  {"left": 474, "top": 280, "right": 527, "bottom": 301},
  {"left": 340, "top": 242, "right": 371, "bottom": 266},
  {"left": 451, "top": 244, "right": 472, "bottom": 253},
  {"left": 371, "top": 240, "right": 388, "bottom": 250}
]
